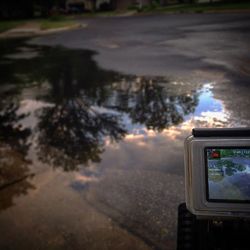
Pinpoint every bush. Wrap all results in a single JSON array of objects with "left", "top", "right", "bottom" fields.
[
  {"left": 48, "top": 15, "right": 65, "bottom": 22},
  {"left": 129, "top": 1, "right": 161, "bottom": 13},
  {"left": 127, "top": 4, "right": 139, "bottom": 11},
  {"left": 99, "top": 2, "right": 113, "bottom": 11}
]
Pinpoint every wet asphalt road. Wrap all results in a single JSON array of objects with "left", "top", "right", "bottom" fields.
[
  {"left": 1, "top": 13, "right": 250, "bottom": 250},
  {"left": 32, "top": 13, "right": 250, "bottom": 77},
  {"left": 31, "top": 13, "right": 250, "bottom": 123}
]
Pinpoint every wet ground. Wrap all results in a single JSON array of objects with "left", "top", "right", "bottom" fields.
[{"left": 0, "top": 13, "right": 250, "bottom": 250}]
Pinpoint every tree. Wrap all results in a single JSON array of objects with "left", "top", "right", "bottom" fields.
[
  {"left": 91, "top": 0, "right": 97, "bottom": 12},
  {"left": 0, "top": 96, "right": 34, "bottom": 211},
  {"left": 0, "top": 0, "right": 67, "bottom": 19},
  {"left": 0, "top": 0, "right": 34, "bottom": 18}
]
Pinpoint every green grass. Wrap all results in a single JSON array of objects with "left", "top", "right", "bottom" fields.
[
  {"left": 1, "top": 1, "right": 249, "bottom": 34},
  {"left": 141, "top": 1, "right": 250, "bottom": 13},
  {"left": 0, "top": 16, "right": 78, "bottom": 34},
  {"left": 73, "top": 10, "right": 130, "bottom": 18},
  {"left": 39, "top": 19, "right": 77, "bottom": 30},
  {"left": 38, "top": 15, "right": 77, "bottom": 30},
  {"left": 0, "top": 21, "right": 26, "bottom": 33}
]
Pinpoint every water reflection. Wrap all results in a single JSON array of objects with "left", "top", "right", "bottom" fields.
[
  {"left": 0, "top": 100, "right": 31, "bottom": 154},
  {"left": 1, "top": 40, "right": 249, "bottom": 250},
  {"left": 0, "top": 97, "right": 34, "bottom": 210},
  {"left": 0, "top": 147, "right": 34, "bottom": 210},
  {"left": 0, "top": 40, "right": 201, "bottom": 218},
  {"left": 0, "top": 40, "right": 199, "bottom": 173},
  {"left": 37, "top": 103, "right": 126, "bottom": 170},
  {"left": 107, "top": 77, "right": 198, "bottom": 131}
]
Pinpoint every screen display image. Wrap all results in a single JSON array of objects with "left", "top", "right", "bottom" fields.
[{"left": 206, "top": 148, "right": 250, "bottom": 202}]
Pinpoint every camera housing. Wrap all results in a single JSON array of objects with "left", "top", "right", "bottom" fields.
[{"left": 184, "top": 128, "right": 250, "bottom": 218}]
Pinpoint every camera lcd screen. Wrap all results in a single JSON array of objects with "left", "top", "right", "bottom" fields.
[{"left": 206, "top": 148, "right": 250, "bottom": 202}]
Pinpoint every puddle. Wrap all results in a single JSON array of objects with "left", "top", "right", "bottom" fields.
[{"left": 0, "top": 39, "right": 250, "bottom": 250}]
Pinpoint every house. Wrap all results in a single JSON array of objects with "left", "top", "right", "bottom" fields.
[
  {"left": 114, "top": 0, "right": 151, "bottom": 10},
  {"left": 159, "top": 0, "right": 178, "bottom": 5},
  {"left": 159, "top": 0, "right": 223, "bottom": 5},
  {"left": 66, "top": 0, "right": 152, "bottom": 11},
  {"left": 66, "top": 0, "right": 111, "bottom": 11}
]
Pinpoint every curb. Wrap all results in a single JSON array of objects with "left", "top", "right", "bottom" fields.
[{"left": 0, "top": 23, "right": 87, "bottom": 39}]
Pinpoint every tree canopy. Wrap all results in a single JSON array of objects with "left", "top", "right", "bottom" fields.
[{"left": 0, "top": 0, "right": 66, "bottom": 18}]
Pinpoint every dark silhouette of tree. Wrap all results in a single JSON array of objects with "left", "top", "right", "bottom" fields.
[
  {"left": 106, "top": 76, "right": 198, "bottom": 131},
  {"left": 0, "top": 101, "right": 31, "bottom": 154},
  {"left": 0, "top": 42, "right": 199, "bottom": 172},
  {"left": 0, "top": 147, "right": 35, "bottom": 211},
  {"left": 37, "top": 99, "right": 126, "bottom": 170},
  {"left": 0, "top": 97, "right": 34, "bottom": 211},
  {"left": 0, "top": 0, "right": 67, "bottom": 18},
  {"left": 19, "top": 46, "right": 126, "bottom": 170},
  {"left": 0, "top": 0, "right": 33, "bottom": 19},
  {"left": 90, "top": 0, "right": 97, "bottom": 12}
]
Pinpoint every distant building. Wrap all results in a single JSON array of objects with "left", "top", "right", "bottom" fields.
[
  {"left": 66, "top": 0, "right": 222, "bottom": 12},
  {"left": 66, "top": 0, "right": 111, "bottom": 11},
  {"left": 159, "top": 0, "right": 223, "bottom": 5},
  {"left": 114, "top": 0, "right": 151, "bottom": 10},
  {"left": 198, "top": 0, "right": 223, "bottom": 2},
  {"left": 159, "top": 0, "right": 178, "bottom": 5},
  {"left": 66, "top": 0, "right": 152, "bottom": 11},
  {"left": 114, "top": 0, "right": 134, "bottom": 10}
]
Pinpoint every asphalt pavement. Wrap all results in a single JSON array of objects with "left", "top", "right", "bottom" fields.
[
  {"left": 1, "top": 13, "right": 250, "bottom": 250},
  {"left": 32, "top": 13, "right": 250, "bottom": 77}
]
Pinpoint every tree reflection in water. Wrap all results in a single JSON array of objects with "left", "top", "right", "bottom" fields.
[
  {"left": 0, "top": 41, "right": 199, "bottom": 173},
  {"left": 0, "top": 101, "right": 30, "bottom": 154},
  {"left": 37, "top": 102, "right": 126, "bottom": 170},
  {"left": 108, "top": 77, "right": 198, "bottom": 131},
  {"left": 0, "top": 97, "right": 34, "bottom": 210},
  {"left": 0, "top": 148, "right": 35, "bottom": 210}
]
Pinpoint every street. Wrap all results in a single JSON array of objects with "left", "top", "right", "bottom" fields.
[{"left": 0, "top": 13, "right": 250, "bottom": 250}]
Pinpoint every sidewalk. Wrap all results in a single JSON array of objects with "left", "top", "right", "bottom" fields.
[{"left": 0, "top": 21, "right": 86, "bottom": 39}]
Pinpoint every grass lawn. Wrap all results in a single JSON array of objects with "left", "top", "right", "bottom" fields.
[
  {"left": 140, "top": 1, "right": 250, "bottom": 13},
  {"left": 39, "top": 19, "right": 77, "bottom": 30},
  {"left": 0, "top": 21, "right": 26, "bottom": 33},
  {"left": 0, "top": 16, "right": 78, "bottom": 33},
  {"left": 1, "top": 1, "right": 249, "bottom": 34}
]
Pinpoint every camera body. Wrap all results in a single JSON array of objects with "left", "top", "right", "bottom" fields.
[{"left": 184, "top": 128, "right": 250, "bottom": 218}]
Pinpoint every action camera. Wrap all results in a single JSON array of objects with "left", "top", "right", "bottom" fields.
[{"left": 184, "top": 128, "right": 250, "bottom": 218}]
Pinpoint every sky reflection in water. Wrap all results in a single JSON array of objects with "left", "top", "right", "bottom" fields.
[
  {"left": 0, "top": 40, "right": 201, "bottom": 172},
  {"left": 0, "top": 39, "right": 245, "bottom": 249}
]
